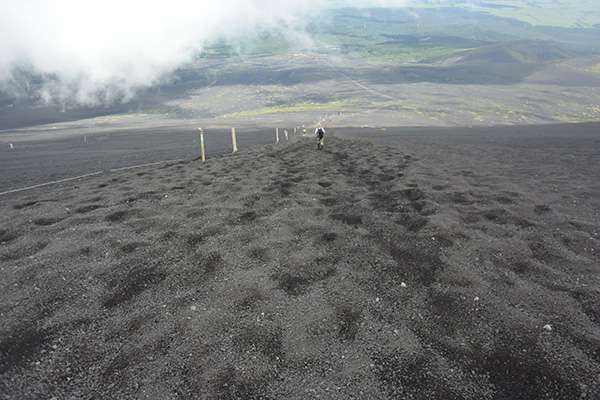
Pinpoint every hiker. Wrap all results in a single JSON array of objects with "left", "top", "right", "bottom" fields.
[{"left": 315, "top": 123, "right": 325, "bottom": 150}]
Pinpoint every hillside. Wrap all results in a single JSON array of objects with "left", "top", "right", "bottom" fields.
[{"left": 453, "top": 40, "right": 574, "bottom": 65}]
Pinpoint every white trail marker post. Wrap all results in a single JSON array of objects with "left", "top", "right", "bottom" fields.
[
  {"left": 232, "top": 128, "right": 238, "bottom": 153},
  {"left": 199, "top": 128, "right": 205, "bottom": 163}
]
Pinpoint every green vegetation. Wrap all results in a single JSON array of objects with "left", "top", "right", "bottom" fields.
[
  {"left": 458, "top": 0, "right": 600, "bottom": 29},
  {"left": 553, "top": 114, "right": 600, "bottom": 123},
  {"left": 203, "top": 32, "right": 300, "bottom": 58},
  {"left": 308, "top": 8, "right": 508, "bottom": 62},
  {"left": 304, "top": 6, "right": 600, "bottom": 63},
  {"left": 219, "top": 100, "right": 352, "bottom": 118},
  {"left": 195, "top": 5, "right": 600, "bottom": 64},
  {"left": 326, "top": 1, "right": 600, "bottom": 29},
  {"left": 582, "top": 63, "right": 600, "bottom": 74},
  {"left": 173, "top": 4, "right": 600, "bottom": 126}
]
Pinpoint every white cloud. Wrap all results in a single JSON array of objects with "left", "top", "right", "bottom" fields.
[{"left": 0, "top": 0, "right": 418, "bottom": 107}]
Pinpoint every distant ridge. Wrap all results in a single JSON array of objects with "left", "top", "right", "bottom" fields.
[{"left": 454, "top": 40, "right": 573, "bottom": 65}]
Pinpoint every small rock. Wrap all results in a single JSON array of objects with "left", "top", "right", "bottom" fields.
[
  {"left": 400, "top": 282, "right": 407, "bottom": 288},
  {"left": 190, "top": 306, "right": 197, "bottom": 311},
  {"left": 543, "top": 324, "right": 552, "bottom": 331},
  {"left": 474, "top": 297, "right": 480, "bottom": 302}
]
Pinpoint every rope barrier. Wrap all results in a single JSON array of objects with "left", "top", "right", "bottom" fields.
[{"left": 0, "top": 159, "right": 184, "bottom": 196}]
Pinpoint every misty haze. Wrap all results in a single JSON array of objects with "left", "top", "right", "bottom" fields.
[{"left": 1, "top": 1, "right": 599, "bottom": 399}]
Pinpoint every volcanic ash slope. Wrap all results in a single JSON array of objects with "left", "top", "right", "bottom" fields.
[{"left": 1, "top": 132, "right": 599, "bottom": 399}]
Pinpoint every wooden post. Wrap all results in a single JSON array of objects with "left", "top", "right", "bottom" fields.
[
  {"left": 231, "top": 127, "right": 238, "bottom": 153},
  {"left": 199, "top": 128, "right": 205, "bottom": 162},
  {"left": 276, "top": 128, "right": 279, "bottom": 143},
  {"left": 284, "top": 130, "right": 288, "bottom": 140}
]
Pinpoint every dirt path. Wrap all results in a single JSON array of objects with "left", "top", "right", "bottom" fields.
[{"left": 322, "top": 59, "right": 403, "bottom": 102}]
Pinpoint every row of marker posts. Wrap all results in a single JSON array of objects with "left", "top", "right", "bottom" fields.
[
  {"left": 9, "top": 125, "right": 314, "bottom": 156},
  {"left": 198, "top": 126, "right": 296, "bottom": 163},
  {"left": 276, "top": 128, "right": 289, "bottom": 143},
  {"left": 9, "top": 126, "right": 288, "bottom": 156}
]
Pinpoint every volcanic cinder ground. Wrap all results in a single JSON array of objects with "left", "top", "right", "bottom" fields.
[
  {"left": 1, "top": 119, "right": 599, "bottom": 399},
  {"left": 1, "top": 46, "right": 600, "bottom": 398}
]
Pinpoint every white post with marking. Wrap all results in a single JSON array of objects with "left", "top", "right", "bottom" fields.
[
  {"left": 199, "top": 127, "right": 205, "bottom": 163},
  {"left": 232, "top": 128, "right": 238, "bottom": 153}
]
